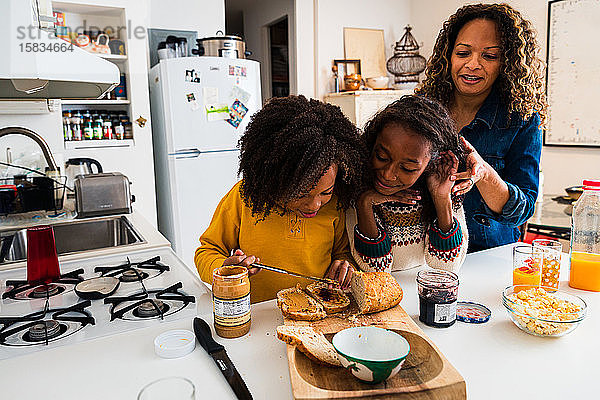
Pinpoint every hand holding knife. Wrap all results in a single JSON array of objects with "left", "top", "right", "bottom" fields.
[{"left": 193, "top": 317, "right": 253, "bottom": 400}]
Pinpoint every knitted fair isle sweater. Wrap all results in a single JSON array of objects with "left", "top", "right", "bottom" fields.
[{"left": 346, "top": 200, "right": 468, "bottom": 273}]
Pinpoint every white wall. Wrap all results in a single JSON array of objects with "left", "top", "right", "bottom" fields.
[
  {"left": 315, "top": 0, "right": 411, "bottom": 100},
  {"left": 150, "top": 0, "right": 225, "bottom": 36},
  {"left": 410, "top": 0, "right": 600, "bottom": 195}
]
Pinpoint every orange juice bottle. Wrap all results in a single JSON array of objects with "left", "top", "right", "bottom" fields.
[
  {"left": 569, "top": 252, "right": 600, "bottom": 291},
  {"left": 569, "top": 179, "right": 600, "bottom": 291}
]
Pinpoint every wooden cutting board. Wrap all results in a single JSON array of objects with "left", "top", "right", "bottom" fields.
[{"left": 283, "top": 301, "right": 466, "bottom": 399}]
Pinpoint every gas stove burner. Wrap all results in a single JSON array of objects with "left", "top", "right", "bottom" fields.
[
  {"left": 2, "top": 269, "right": 84, "bottom": 301},
  {"left": 120, "top": 268, "right": 149, "bottom": 283},
  {"left": 30, "top": 284, "right": 61, "bottom": 298},
  {"left": 95, "top": 256, "right": 169, "bottom": 283},
  {"left": 25, "top": 320, "right": 65, "bottom": 342},
  {"left": 105, "top": 282, "right": 194, "bottom": 321},
  {"left": 134, "top": 300, "right": 170, "bottom": 318},
  {"left": 0, "top": 300, "right": 94, "bottom": 347}
]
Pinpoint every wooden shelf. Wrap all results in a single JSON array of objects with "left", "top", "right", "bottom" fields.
[
  {"left": 61, "top": 99, "right": 130, "bottom": 105},
  {"left": 64, "top": 139, "right": 134, "bottom": 150}
]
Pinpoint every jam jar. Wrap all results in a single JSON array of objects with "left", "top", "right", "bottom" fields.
[
  {"left": 417, "top": 269, "right": 459, "bottom": 328},
  {"left": 212, "top": 266, "right": 251, "bottom": 338}
]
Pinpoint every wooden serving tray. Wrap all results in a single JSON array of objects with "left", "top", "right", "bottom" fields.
[{"left": 284, "top": 302, "right": 466, "bottom": 399}]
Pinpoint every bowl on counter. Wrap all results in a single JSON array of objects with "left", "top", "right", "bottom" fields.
[
  {"left": 502, "top": 285, "right": 586, "bottom": 337},
  {"left": 332, "top": 326, "right": 410, "bottom": 383},
  {"left": 365, "top": 76, "right": 389, "bottom": 89},
  {"left": 565, "top": 185, "right": 584, "bottom": 200}
]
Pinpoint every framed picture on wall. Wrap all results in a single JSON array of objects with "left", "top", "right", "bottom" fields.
[{"left": 545, "top": 0, "right": 600, "bottom": 147}]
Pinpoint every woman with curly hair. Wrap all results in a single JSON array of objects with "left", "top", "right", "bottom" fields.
[
  {"left": 347, "top": 95, "right": 468, "bottom": 273},
  {"left": 195, "top": 95, "right": 367, "bottom": 303},
  {"left": 415, "top": 3, "right": 547, "bottom": 252}
]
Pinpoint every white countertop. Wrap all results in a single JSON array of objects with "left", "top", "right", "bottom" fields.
[{"left": 0, "top": 244, "right": 596, "bottom": 399}]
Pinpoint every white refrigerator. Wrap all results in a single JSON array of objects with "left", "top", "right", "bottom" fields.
[{"left": 149, "top": 57, "right": 261, "bottom": 271}]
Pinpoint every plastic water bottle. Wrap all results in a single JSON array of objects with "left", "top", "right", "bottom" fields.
[{"left": 569, "top": 180, "right": 600, "bottom": 291}]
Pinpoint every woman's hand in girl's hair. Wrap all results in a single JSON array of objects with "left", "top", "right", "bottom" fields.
[
  {"left": 451, "top": 137, "right": 486, "bottom": 196},
  {"left": 223, "top": 249, "right": 262, "bottom": 277},
  {"left": 325, "top": 259, "right": 353, "bottom": 289},
  {"left": 426, "top": 150, "right": 459, "bottom": 200}
]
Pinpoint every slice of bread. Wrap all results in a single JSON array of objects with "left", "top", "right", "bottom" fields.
[
  {"left": 276, "top": 325, "right": 341, "bottom": 367},
  {"left": 351, "top": 271, "right": 403, "bottom": 314},
  {"left": 276, "top": 286, "right": 326, "bottom": 321},
  {"left": 305, "top": 283, "right": 350, "bottom": 314}
]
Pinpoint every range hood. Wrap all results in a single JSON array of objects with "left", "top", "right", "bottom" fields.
[{"left": 0, "top": 0, "right": 119, "bottom": 99}]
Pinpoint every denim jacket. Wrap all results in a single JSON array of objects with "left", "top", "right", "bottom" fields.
[{"left": 460, "top": 88, "right": 542, "bottom": 252}]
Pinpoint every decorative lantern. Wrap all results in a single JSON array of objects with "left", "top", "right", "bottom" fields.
[{"left": 386, "top": 26, "right": 427, "bottom": 89}]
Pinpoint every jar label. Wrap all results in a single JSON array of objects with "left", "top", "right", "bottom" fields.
[
  {"left": 434, "top": 301, "right": 457, "bottom": 324},
  {"left": 213, "top": 294, "right": 251, "bottom": 327}
]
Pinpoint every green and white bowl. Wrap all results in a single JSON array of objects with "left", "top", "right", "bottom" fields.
[{"left": 332, "top": 326, "right": 410, "bottom": 383}]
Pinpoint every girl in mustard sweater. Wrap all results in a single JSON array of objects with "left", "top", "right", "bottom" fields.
[{"left": 195, "top": 96, "right": 366, "bottom": 303}]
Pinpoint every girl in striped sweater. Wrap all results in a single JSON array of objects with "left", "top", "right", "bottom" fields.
[{"left": 347, "top": 95, "right": 468, "bottom": 273}]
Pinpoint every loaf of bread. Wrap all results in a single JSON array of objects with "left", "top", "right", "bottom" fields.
[
  {"left": 276, "top": 286, "right": 326, "bottom": 321},
  {"left": 276, "top": 325, "right": 341, "bottom": 367},
  {"left": 351, "top": 271, "right": 403, "bottom": 314},
  {"left": 305, "top": 283, "right": 350, "bottom": 314}
]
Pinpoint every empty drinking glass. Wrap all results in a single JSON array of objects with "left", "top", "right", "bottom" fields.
[{"left": 137, "top": 377, "right": 195, "bottom": 400}]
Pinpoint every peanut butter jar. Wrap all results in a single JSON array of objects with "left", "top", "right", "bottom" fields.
[{"left": 212, "top": 266, "right": 251, "bottom": 338}]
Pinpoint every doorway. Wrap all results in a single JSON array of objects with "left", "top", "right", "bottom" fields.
[{"left": 268, "top": 17, "right": 289, "bottom": 98}]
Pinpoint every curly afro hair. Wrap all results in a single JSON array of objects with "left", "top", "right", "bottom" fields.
[
  {"left": 362, "top": 95, "right": 465, "bottom": 223},
  {"left": 238, "top": 95, "right": 367, "bottom": 218},
  {"left": 415, "top": 3, "right": 547, "bottom": 127}
]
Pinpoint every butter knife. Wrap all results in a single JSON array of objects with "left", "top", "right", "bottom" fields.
[
  {"left": 250, "top": 262, "right": 338, "bottom": 286},
  {"left": 193, "top": 317, "right": 253, "bottom": 400}
]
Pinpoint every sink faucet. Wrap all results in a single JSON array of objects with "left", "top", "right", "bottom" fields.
[{"left": 0, "top": 126, "right": 58, "bottom": 171}]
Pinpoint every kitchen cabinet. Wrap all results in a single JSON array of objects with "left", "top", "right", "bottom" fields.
[
  {"left": 52, "top": 0, "right": 157, "bottom": 225},
  {"left": 324, "top": 89, "right": 412, "bottom": 129}
]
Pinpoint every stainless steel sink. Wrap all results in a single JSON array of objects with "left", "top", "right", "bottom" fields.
[{"left": 0, "top": 216, "right": 145, "bottom": 263}]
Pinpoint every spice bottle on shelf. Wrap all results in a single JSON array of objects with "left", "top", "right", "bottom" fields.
[
  {"left": 92, "top": 113, "right": 103, "bottom": 140},
  {"left": 71, "top": 110, "right": 82, "bottom": 141},
  {"left": 62, "top": 110, "right": 72, "bottom": 141},
  {"left": 83, "top": 112, "right": 94, "bottom": 140},
  {"left": 102, "top": 113, "right": 113, "bottom": 139},
  {"left": 113, "top": 114, "right": 124, "bottom": 140},
  {"left": 569, "top": 180, "right": 600, "bottom": 291}
]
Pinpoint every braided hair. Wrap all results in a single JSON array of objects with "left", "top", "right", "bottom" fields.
[{"left": 238, "top": 95, "right": 367, "bottom": 218}]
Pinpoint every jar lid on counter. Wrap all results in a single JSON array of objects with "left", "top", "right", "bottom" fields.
[{"left": 456, "top": 301, "right": 491, "bottom": 323}]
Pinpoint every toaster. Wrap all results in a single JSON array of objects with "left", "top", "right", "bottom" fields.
[{"left": 74, "top": 173, "right": 134, "bottom": 218}]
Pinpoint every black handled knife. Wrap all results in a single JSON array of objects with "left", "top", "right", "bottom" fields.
[{"left": 193, "top": 317, "right": 253, "bottom": 400}]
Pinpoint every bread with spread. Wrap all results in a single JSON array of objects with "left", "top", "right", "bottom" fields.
[
  {"left": 351, "top": 271, "right": 403, "bottom": 314},
  {"left": 305, "top": 283, "right": 350, "bottom": 314},
  {"left": 276, "top": 325, "right": 341, "bottom": 367},
  {"left": 277, "top": 286, "right": 326, "bottom": 321}
]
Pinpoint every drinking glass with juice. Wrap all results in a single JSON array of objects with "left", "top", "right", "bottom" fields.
[
  {"left": 533, "top": 239, "right": 562, "bottom": 291},
  {"left": 512, "top": 245, "right": 541, "bottom": 290}
]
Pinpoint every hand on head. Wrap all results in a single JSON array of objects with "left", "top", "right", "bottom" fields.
[
  {"left": 426, "top": 150, "right": 459, "bottom": 200},
  {"left": 223, "top": 249, "right": 261, "bottom": 277},
  {"left": 450, "top": 137, "right": 486, "bottom": 196}
]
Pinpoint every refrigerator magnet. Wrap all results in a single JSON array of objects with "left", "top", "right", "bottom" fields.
[
  {"left": 203, "top": 87, "right": 219, "bottom": 106},
  {"left": 225, "top": 99, "right": 248, "bottom": 128},
  {"left": 230, "top": 86, "right": 250, "bottom": 104},
  {"left": 205, "top": 104, "right": 230, "bottom": 121},
  {"left": 185, "top": 69, "right": 201, "bottom": 83},
  {"left": 186, "top": 93, "right": 200, "bottom": 111}
]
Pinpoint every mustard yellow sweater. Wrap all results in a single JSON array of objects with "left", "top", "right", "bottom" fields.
[{"left": 194, "top": 181, "right": 354, "bottom": 303}]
